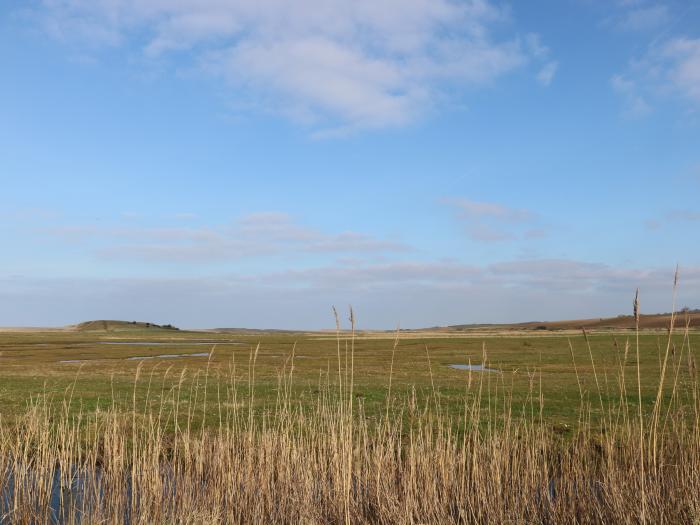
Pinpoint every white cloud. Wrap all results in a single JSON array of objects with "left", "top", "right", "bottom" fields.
[
  {"left": 613, "top": 36, "right": 700, "bottom": 114},
  {"left": 537, "top": 61, "right": 558, "bottom": 86},
  {"left": 265, "top": 261, "right": 483, "bottom": 289},
  {"left": 524, "top": 33, "right": 558, "bottom": 86},
  {"left": 42, "top": 212, "right": 410, "bottom": 261},
  {"left": 451, "top": 198, "right": 534, "bottom": 223},
  {"left": 213, "top": 37, "right": 423, "bottom": 129},
  {"left": 34, "top": 0, "right": 549, "bottom": 132},
  {"left": 658, "top": 37, "right": 700, "bottom": 103},
  {"left": 614, "top": 4, "right": 670, "bottom": 32},
  {"left": 611, "top": 73, "right": 652, "bottom": 116},
  {"left": 466, "top": 224, "right": 516, "bottom": 242},
  {"left": 447, "top": 198, "right": 542, "bottom": 243}
]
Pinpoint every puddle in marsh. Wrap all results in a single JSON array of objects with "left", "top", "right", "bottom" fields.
[
  {"left": 91, "top": 341, "right": 244, "bottom": 346},
  {"left": 60, "top": 352, "right": 210, "bottom": 364},
  {"left": 448, "top": 364, "right": 499, "bottom": 372},
  {"left": 127, "top": 352, "right": 209, "bottom": 360},
  {"left": 0, "top": 463, "right": 595, "bottom": 524},
  {"left": 0, "top": 463, "right": 168, "bottom": 525},
  {"left": 1, "top": 464, "right": 102, "bottom": 525}
]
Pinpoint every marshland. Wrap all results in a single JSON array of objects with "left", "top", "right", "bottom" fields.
[{"left": 0, "top": 299, "right": 698, "bottom": 524}]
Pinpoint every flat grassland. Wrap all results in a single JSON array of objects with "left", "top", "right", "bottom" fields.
[{"left": 0, "top": 323, "right": 697, "bottom": 427}]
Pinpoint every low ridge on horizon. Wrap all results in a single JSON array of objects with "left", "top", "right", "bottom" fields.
[{"left": 24, "top": 309, "right": 699, "bottom": 333}]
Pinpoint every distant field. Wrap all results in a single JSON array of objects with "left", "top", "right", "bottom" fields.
[
  {"left": 439, "top": 310, "right": 700, "bottom": 331},
  {"left": 0, "top": 321, "right": 697, "bottom": 428}
]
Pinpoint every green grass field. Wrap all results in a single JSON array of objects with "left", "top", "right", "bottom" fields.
[{"left": 1, "top": 325, "right": 697, "bottom": 429}]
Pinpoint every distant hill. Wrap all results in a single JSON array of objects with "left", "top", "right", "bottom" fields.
[
  {"left": 33, "top": 310, "right": 700, "bottom": 334},
  {"left": 443, "top": 310, "right": 700, "bottom": 332},
  {"left": 71, "top": 320, "right": 180, "bottom": 332}
]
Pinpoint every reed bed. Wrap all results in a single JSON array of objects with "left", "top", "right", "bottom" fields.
[{"left": 0, "top": 304, "right": 699, "bottom": 524}]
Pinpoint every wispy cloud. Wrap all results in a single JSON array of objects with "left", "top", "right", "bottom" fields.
[
  {"left": 41, "top": 212, "right": 410, "bottom": 262},
  {"left": 667, "top": 209, "right": 700, "bottom": 222},
  {"left": 611, "top": 73, "right": 652, "bottom": 117},
  {"left": 609, "top": 4, "right": 671, "bottom": 32},
  {"left": 2, "top": 260, "right": 697, "bottom": 328},
  {"left": 451, "top": 198, "right": 535, "bottom": 222},
  {"left": 525, "top": 33, "right": 558, "bottom": 86},
  {"left": 33, "top": 0, "right": 552, "bottom": 133},
  {"left": 489, "top": 259, "right": 643, "bottom": 292},
  {"left": 641, "top": 208, "right": 700, "bottom": 231},
  {"left": 446, "top": 198, "right": 542, "bottom": 243},
  {"left": 264, "top": 261, "right": 483, "bottom": 289},
  {"left": 658, "top": 37, "right": 700, "bottom": 104},
  {"left": 612, "top": 35, "right": 700, "bottom": 114},
  {"left": 537, "top": 61, "right": 558, "bottom": 87},
  {"left": 465, "top": 224, "right": 516, "bottom": 242}
]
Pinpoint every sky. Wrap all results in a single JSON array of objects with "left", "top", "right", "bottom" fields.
[{"left": 1, "top": 0, "right": 699, "bottom": 329}]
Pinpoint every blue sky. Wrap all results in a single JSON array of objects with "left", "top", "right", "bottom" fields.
[{"left": 1, "top": 0, "right": 699, "bottom": 328}]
